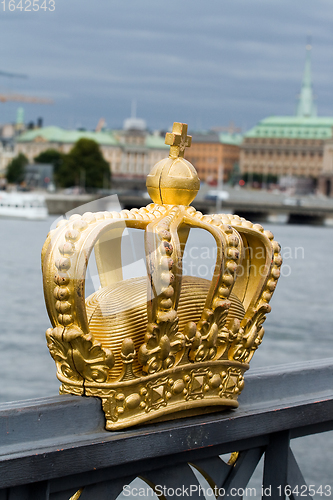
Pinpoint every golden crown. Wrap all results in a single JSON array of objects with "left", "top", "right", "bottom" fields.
[{"left": 42, "top": 122, "right": 282, "bottom": 430}]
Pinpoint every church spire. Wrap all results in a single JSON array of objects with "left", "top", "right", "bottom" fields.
[{"left": 296, "top": 43, "right": 317, "bottom": 118}]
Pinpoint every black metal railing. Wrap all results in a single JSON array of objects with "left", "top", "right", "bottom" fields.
[{"left": 0, "top": 359, "right": 332, "bottom": 500}]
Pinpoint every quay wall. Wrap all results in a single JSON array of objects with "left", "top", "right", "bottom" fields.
[{"left": 45, "top": 193, "right": 333, "bottom": 225}]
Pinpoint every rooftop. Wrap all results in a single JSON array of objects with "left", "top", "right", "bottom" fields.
[
  {"left": 189, "top": 131, "right": 243, "bottom": 146},
  {"left": 16, "top": 126, "right": 119, "bottom": 146},
  {"left": 245, "top": 116, "right": 333, "bottom": 140}
]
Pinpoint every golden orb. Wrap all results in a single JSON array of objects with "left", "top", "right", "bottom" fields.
[
  {"left": 146, "top": 121, "right": 200, "bottom": 205},
  {"left": 146, "top": 156, "right": 200, "bottom": 205}
]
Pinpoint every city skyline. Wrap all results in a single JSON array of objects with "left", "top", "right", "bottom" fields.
[{"left": 1, "top": 0, "right": 333, "bottom": 132}]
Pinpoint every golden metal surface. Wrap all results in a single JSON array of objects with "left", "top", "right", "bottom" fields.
[
  {"left": 228, "top": 452, "right": 239, "bottom": 466},
  {"left": 69, "top": 489, "right": 84, "bottom": 500},
  {"left": 42, "top": 121, "right": 282, "bottom": 430},
  {"left": 165, "top": 122, "right": 192, "bottom": 159},
  {"left": 146, "top": 122, "right": 199, "bottom": 205},
  {"left": 85, "top": 276, "right": 245, "bottom": 381}
]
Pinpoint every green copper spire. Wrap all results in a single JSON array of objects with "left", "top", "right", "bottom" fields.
[
  {"left": 16, "top": 107, "right": 24, "bottom": 125},
  {"left": 296, "top": 44, "right": 317, "bottom": 118}
]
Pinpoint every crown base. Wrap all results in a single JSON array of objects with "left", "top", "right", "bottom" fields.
[{"left": 59, "top": 360, "right": 248, "bottom": 430}]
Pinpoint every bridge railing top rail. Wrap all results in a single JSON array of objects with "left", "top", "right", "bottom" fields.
[{"left": 0, "top": 358, "right": 332, "bottom": 493}]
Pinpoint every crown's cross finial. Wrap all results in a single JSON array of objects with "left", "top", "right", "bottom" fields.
[{"left": 165, "top": 122, "right": 192, "bottom": 159}]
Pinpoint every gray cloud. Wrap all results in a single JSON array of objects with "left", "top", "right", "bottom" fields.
[{"left": 0, "top": 0, "right": 332, "bottom": 131}]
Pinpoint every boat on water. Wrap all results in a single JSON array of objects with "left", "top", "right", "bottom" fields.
[{"left": 0, "top": 191, "right": 48, "bottom": 220}]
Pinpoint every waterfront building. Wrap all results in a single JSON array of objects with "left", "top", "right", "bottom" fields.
[
  {"left": 14, "top": 117, "right": 242, "bottom": 187},
  {"left": 14, "top": 111, "right": 243, "bottom": 188},
  {"left": 0, "top": 142, "right": 15, "bottom": 177},
  {"left": 15, "top": 123, "right": 169, "bottom": 183},
  {"left": 185, "top": 131, "right": 242, "bottom": 184},
  {"left": 319, "top": 140, "right": 333, "bottom": 196},
  {"left": 15, "top": 126, "right": 121, "bottom": 170},
  {"left": 240, "top": 46, "right": 333, "bottom": 187},
  {"left": 0, "top": 123, "right": 16, "bottom": 177},
  {"left": 110, "top": 117, "right": 168, "bottom": 179}
]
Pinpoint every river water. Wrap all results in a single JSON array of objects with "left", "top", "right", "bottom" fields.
[{"left": 0, "top": 216, "right": 332, "bottom": 495}]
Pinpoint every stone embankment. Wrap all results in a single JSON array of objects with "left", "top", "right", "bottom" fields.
[{"left": 45, "top": 188, "right": 333, "bottom": 224}]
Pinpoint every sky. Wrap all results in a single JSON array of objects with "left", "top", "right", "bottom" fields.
[{"left": 1, "top": 0, "right": 333, "bottom": 133}]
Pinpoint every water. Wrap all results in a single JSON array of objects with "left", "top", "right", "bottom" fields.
[
  {"left": 0, "top": 217, "right": 60, "bottom": 401},
  {"left": 250, "top": 223, "right": 333, "bottom": 368},
  {"left": 0, "top": 216, "right": 333, "bottom": 494}
]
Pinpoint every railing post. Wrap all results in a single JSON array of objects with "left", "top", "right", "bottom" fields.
[
  {"left": 3, "top": 481, "right": 50, "bottom": 500},
  {"left": 262, "top": 430, "right": 290, "bottom": 499}
]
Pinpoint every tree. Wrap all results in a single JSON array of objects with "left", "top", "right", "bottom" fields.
[
  {"left": 34, "top": 149, "right": 64, "bottom": 168},
  {"left": 56, "top": 139, "right": 111, "bottom": 189},
  {"left": 6, "top": 153, "right": 28, "bottom": 184},
  {"left": 34, "top": 149, "right": 64, "bottom": 186}
]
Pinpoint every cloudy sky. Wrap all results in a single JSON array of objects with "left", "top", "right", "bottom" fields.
[{"left": 1, "top": 0, "right": 333, "bottom": 132}]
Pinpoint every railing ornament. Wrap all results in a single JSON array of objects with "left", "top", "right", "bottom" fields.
[{"left": 42, "top": 121, "right": 282, "bottom": 430}]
